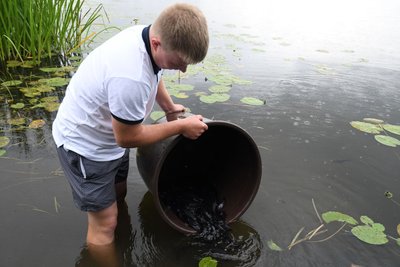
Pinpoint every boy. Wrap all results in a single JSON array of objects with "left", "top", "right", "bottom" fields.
[{"left": 53, "top": 3, "right": 209, "bottom": 247}]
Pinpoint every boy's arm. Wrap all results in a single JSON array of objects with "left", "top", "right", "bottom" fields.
[
  {"left": 156, "top": 78, "right": 185, "bottom": 116},
  {"left": 112, "top": 114, "right": 207, "bottom": 148}
]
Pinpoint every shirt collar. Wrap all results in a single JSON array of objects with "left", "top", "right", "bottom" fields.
[{"left": 142, "top": 25, "right": 161, "bottom": 75}]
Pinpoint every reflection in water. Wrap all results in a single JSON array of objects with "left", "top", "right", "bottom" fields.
[
  {"left": 135, "top": 192, "right": 262, "bottom": 267},
  {"left": 1, "top": 0, "right": 400, "bottom": 266}
]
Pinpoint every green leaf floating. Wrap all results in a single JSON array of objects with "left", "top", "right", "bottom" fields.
[
  {"left": 38, "top": 77, "right": 69, "bottom": 87},
  {"left": 170, "top": 91, "right": 189, "bottom": 99},
  {"left": 350, "top": 121, "right": 382, "bottom": 134},
  {"left": 240, "top": 97, "right": 265, "bottom": 106},
  {"left": 198, "top": 256, "right": 218, "bottom": 267},
  {"left": 208, "top": 85, "right": 231, "bottom": 93},
  {"left": 168, "top": 83, "right": 194, "bottom": 91},
  {"left": 363, "top": 118, "right": 384, "bottom": 124},
  {"left": 382, "top": 124, "right": 400, "bottom": 136},
  {"left": 6, "top": 60, "right": 22, "bottom": 68},
  {"left": 374, "top": 135, "right": 400, "bottom": 147},
  {"left": 43, "top": 102, "right": 60, "bottom": 112},
  {"left": 351, "top": 216, "right": 388, "bottom": 245},
  {"left": 11, "top": 103, "right": 25, "bottom": 109},
  {"left": 39, "top": 66, "right": 75, "bottom": 73},
  {"left": 1, "top": 80, "right": 23, "bottom": 87},
  {"left": 0, "top": 149, "right": 6, "bottom": 157},
  {"left": 29, "top": 119, "right": 46, "bottom": 129},
  {"left": 267, "top": 240, "right": 283, "bottom": 251},
  {"left": 322, "top": 211, "right": 358, "bottom": 225},
  {"left": 150, "top": 111, "right": 165, "bottom": 121},
  {"left": 0, "top": 136, "right": 10, "bottom": 148},
  {"left": 200, "top": 93, "right": 230, "bottom": 104},
  {"left": 7, "top": 117, "right": 25, "bottom": 126}
]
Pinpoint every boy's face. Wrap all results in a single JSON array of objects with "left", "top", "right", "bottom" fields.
[{"left": 151, "top": 39, "right": 188, "bottom": 72}]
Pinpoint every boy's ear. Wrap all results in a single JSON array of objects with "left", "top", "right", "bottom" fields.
[{"left": 150, "top": 37, "right": 161, "bottom": 51}]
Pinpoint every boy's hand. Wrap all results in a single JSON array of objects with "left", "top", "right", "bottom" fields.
[
  {"left": 165, "top": 104, "right": 186, "bottom": 122},
  {"left": 181, "top": 115, "right": 208, "bottom": 139}
]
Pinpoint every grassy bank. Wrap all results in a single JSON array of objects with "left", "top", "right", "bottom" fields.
[{"left": 0, "top": 0, "right": 104, "bottom": 65}]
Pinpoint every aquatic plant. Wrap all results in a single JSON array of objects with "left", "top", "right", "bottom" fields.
[
  {"left": 350, "top": 118, "right": 400, "bottom": 148},
  {"left": 267, "top": 199, "right": 400, "bottom": 252},
  {"left": 198, "top": 256, "right": 218, "bottom": 267},
  {"left": 0, "top": 0, "right": 105, "bottom": 64}
]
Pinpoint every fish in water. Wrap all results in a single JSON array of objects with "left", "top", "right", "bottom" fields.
[{"left": 161, "top": 183, "right": 231, "bottom": 242}]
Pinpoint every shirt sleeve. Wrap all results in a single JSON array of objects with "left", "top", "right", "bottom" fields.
[{"left": 106, "top": 77, "right": 151, "bottom": 124}]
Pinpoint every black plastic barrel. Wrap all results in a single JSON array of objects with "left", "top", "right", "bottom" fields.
[{"left": 136, "top": 113, "right": 262, "bottom": 234}]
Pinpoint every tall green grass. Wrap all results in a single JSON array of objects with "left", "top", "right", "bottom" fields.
[{"left": 0, "top": 0, "right": 104, "bottom": 64}]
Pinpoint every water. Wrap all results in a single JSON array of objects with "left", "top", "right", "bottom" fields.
[
  {"left": 161, "top": 183, "right": 230, "bottom": 242},
  {"left": 1, "top": 0, "right": 400, "bottom": 266}
]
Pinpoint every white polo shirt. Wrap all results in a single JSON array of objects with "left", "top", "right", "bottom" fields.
[{"left": 52, "top": 25, "right": 162, "bottom": 161}]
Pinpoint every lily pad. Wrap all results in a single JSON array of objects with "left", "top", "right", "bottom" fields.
[
  {"left": 1, "top": 80, "right": 23, "bottom": 87},
  {"left": 21, "top": 60, "right": 36, "bottom": 68},
  {"left": 208, "top": 85, "right": 231, "bottom": 93},
  {"left": 363, "top": 118, "right": 384, "bottom": 124},
  {"left": 351, "top": 216, "right": 388, "bottom": 245},
  {"left": 150, "top": 111, "right": 165, "bottom": 121},
  {"left": 199, "top": 93, "right": 230, "bottom": 104},
  {"left": 44, "top": 102, "right": 60, "bottom": 112},
  {"left": 6, "top": 60, "right": 22, "bottom": 68},
  {"left": 267, "top": 240, "right": 283, "bottom": 251},
  {"left": 374, "top": 135, "right": 400, "bottom": 147},
  {"left": 0, "top": 149, "right": 6, "bottom": 157},
  {"left": 208, "top": 75, "right": 233, "bottom": 86},
  {"left": 350, "top": 121, "right": 382, "bottom": 134},
  {"left": 39, "top": 66, "right": 75, "bottom": 73},
  {"left": 171, "top": 92, "right": 189, "bottom": 99},
  {"left": 38, "top": 77, "right": 69, "bottom": 87},
  {"left": 10, "top": 103, "right": 25, "bottom": 109},
  {"left": 0, "top": 136, "right": 10, "bottom": 148},
  {"left": 7, "top": 117, "right": 26, "bottom": 126},
  {"left": 41, "top": 96, "right": 59, "bottom": 102},
  {"left": 20, "top": 87, "right": 41, "bottom": 97},
  {"left": 384, "top": 191, "right": 393, "bottom": 198},
  {"left": 40, "top": 67, "right": 62, "bottom": 73},
  {"left": 29, "top": 119, "right": 46, "bottom": 129},
  {"left": 322, "top": 211, "right": 358, "bottom": 225},
  {"left": 35, "top": 85, "right": 55, "bottom": 93},
  {"left": 382, "top": 124, "right": 400, "bottom": 136},
  {"left": 240, "top": 97, "right": 265, "bottom": 106},
  {"left": 198, "top": 256, "right": 218, "bottom": 267},
  {"left": 168, "top": 83, "right": 194, "bottom": 91}
]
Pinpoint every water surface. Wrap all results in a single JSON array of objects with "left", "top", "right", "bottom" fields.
[{"left": 1, "top": 0, "right": 399, "bottom": 266}]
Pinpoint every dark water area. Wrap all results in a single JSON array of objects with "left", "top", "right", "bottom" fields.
[
  {"left": 1, "top": 0, "right": 400, "bottom": 266},
  {"left": 161, "top": 183, "right": 230, "bottom": 242}
]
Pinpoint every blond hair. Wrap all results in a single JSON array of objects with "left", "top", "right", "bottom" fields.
[{"left": 152, "top": 3, "right": 209, "bottom": 64}]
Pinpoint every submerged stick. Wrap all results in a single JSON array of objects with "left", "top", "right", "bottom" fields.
[
  {"left": 312, "top": 198, "right": 323, "bottom": 224},
  {"left": 308, "top": 223, "right": 347, "bottom": 243}
]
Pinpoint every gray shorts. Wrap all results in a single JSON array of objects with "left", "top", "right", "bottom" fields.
[{"left": 56, "top": 146, "right": 130, "bottom": 212}]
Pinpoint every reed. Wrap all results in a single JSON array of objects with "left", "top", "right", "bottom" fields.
[{"left": 0, "top": 0, "right": 104, "bottom": 64}]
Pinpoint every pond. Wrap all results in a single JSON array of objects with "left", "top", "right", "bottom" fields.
[{"left": 1, "top": 0, "right": 400, "bottom": 266}]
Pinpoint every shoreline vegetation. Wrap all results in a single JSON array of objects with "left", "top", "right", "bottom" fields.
[{"left": 0, "top": 0, "right": 107, "bottom": 66}]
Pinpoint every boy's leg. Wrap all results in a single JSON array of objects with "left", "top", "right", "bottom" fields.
[
  {"left": 115, "top": 181, "right": 127, "bottom": 203},
  {"left": 87, "top": 202, "right": 120, "bottom": 267},
  {"left": 56, "top": 146, "right": 129, "bottom": 243},
  {"left": 87, "top": 201, "right": 118, "bottom": 245},
  {"left": 114, "top": 148, "right": 130, "bottom": 202}
]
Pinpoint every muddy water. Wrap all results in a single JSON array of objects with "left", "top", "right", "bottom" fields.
[{"left": 1, "top": 0, "right": 400, "bottom": 266}]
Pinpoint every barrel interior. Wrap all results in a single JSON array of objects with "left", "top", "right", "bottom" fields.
[{"left": 157, "top": 122, "right": 262, "bottom": 232}]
